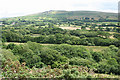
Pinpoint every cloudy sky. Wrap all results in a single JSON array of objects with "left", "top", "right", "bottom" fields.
[{"left": 0, "top": 0, "right": 119, "bottom": 18}]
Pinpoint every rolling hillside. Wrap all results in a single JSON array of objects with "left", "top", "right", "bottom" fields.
[{"left": 28, "top": 10, "right": 118, "bottom": 20}]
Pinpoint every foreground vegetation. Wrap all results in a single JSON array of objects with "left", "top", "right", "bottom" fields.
[{"left": 1, "top": 42, "right": 120, "bottom": 78}]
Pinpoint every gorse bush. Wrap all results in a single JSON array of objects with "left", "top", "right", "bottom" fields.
[
  {"left": 2, "top": 59, "right": 33, "bottom": 78},
  {"left": 69, "top": 57, "right": 94, "bottom": 67},
  {"left": 27, "top": 64, "right": 94, "bottom": 78}
]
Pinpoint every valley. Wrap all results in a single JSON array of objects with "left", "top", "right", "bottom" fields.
[{"left": 0, "top": 10, "right": 120, "bottom": 78}]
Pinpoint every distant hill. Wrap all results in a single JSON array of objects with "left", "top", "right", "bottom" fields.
[{"left": 29, "top": 10, "right": 118, "bottom": 20}]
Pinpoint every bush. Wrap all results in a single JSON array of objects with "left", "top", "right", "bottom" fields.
[{"left": 69, "top": 57, "right": 93, "bottom": 67}]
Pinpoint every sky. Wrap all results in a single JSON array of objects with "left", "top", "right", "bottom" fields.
[{"left": 0, "top": 0, "right": 119, "bottom": 18}]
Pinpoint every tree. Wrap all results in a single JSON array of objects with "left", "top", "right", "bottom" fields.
[
  {"left": 6, "top": 43, "right": 16, "bottom": 50},
  {"left": 116, "top": 28, "right": 120, "bottom": 33},
  {"left": 40, "top": 47, "right": 68, "bottom": 68},
  {"left": 92, "top": 52, "right": 102, "bottom": 62}
]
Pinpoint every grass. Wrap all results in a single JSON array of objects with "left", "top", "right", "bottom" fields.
[
  {"left": 93, "top": 73, "right": 120, "bottom": 78},
  {"left": 59, "top": 26, "right": 81, "bottom": 30},
  {"left": 30, "top": 34, "right": 40, "bottom": 37},
  {"left": 84, "top": 46, "right": 108, "bottom": 52},
  {"left": 4, "top": 42, "right": 25, "bottom": 45}
]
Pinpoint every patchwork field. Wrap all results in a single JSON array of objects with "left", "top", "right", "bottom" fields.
[{"left": 59, "top": 26, "right": 81, "bottom": 30}]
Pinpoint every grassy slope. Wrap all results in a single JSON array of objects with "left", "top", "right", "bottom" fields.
[{"left": 28, "top": 10, "right": 117, "bottom": 20}]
